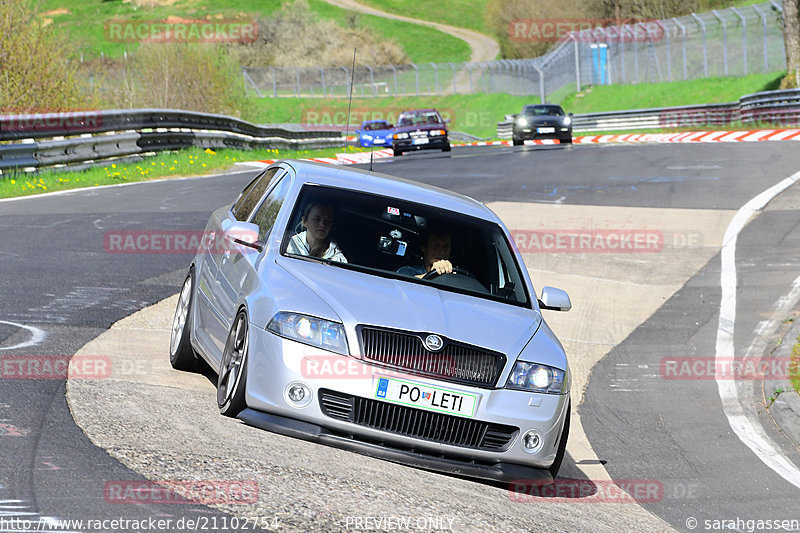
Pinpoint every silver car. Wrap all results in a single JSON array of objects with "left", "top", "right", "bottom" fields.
[{"left": 169, "top": 160, "right": 573, "bottom": 483}]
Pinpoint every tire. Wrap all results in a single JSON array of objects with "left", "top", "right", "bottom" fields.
[
  {"left": 549, "top": 401, "right": 571, "bottom": 478},
  {"left": 442, "top": 143, "right": 451, "bottom": 152},
  {"left": 217, "top": 310, "right": 249, "bottom": 417},
  {"left": 393, "top": 147, "right": 403, "bottom": 157},
  {"left": 561, "top": 137, "right": 573, "bottom": 144},
  {"left": 512, "top": 138, "right": 523, "bottom": 146},
  {"left": 169, "top": 268, "right": 201, "bottom": 372}
]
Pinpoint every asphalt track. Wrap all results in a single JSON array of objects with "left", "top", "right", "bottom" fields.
[{"left": 2, "top": 141, "right": 800, "bottom": 531}]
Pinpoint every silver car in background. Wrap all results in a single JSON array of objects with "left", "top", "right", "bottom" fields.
[{"left": 169, "top": 160, "right": 573, "bottom": 483}]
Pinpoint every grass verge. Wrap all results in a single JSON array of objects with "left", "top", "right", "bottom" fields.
[
  {"left": 560, "top": 72, "right": 786, "bottom": 114},
  {"left": 353, "top": 0, "right": 492, "bottom": 36},
  {"left": 0, "top": 145, "right": 360, "bottom": 199}
]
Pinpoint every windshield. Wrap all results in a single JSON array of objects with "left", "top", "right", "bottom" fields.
[
  {"left": 523, "top": 105, "right": 565, "bottom": 117},
  {"left": 363, "top": 121, "right": 391, "bottom": 131},
  {"left": 281, "top": 184, "right": 530, "bottom": 307},
  {"left": 397, "top": 111, "right": 443, "bottom": 127}
]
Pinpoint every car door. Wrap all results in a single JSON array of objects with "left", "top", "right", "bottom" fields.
[
  {"left": 196, "top": 167, "right": 283, "bottom": 359},
  {"left": 214, "top": 167, "right": 293, "bottom": 341}
]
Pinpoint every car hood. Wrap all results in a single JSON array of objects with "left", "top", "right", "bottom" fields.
[
  {"left": 393, "top": 124, "right": 446, "bottom": 134},
  {"left": 276, "top": 257, "right": 542, "bottom": 360}
]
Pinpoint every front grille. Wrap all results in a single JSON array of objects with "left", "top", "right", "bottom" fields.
[
  {"left": 358, "top": 327, "right": 505, "bottom": 387},
  {"left": 319, "top": 390, "right": 518, "bottom": 451}
]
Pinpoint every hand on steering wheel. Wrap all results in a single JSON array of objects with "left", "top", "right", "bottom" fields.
[{"left": 422, "top": 266, "right": 476, "bottom": 280}]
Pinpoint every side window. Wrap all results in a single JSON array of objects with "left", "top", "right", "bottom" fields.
[
  {"left": 231, "top": 168, "right": 281, "bottom": 221},
  {"left": 250, "top": 175, "right": 292, "bottom": 241}
]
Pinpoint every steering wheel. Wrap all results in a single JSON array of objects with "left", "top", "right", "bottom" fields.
[{"left": 422, "top": 267, "right": 477, "bottom": 281}]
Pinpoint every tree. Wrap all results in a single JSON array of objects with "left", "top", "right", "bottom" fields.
[
  {"left": 782, "top": 0, "right": 800, "bottom": 88},
  {"left": 0, "top": 0, "right": 83, "bottom": 111}
]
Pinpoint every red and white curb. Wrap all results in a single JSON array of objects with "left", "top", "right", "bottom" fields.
[
  {"left": 237, "top": 129, "right": 800, "bottom": 170},
  {"left": 574, "top": 129, "right": 800, "bottom": 144}
]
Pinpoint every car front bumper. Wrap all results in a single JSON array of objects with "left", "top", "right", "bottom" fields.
[
  {"left": 513, "top": 126, "right": 572, "bottom": 141},
  {"left": 393, "top": 135, "right": 449, "bottom": 153},
  {"left": 243, "top": 325, "right": 570, "bottom": 482}
]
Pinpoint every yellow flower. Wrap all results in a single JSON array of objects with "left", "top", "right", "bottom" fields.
[
  {"left": 173, "top": 160, "right": 178, "bottom": 164},
  {"left": 169, "top": 166, "right": 175, "bottom": 170},
  {"left": 112, "top": 163, "right": 117, "bottom": 168},
  {"left": 205, "top": 148, "right": 216, "bottom": 155},
  {"left": 202, "top": 163, "right": 207, "bottom": 167},
  {"left": 10, "top": 180, "right": 15, "bottom": 185}
]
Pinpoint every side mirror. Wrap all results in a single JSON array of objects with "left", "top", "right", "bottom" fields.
[
  {"left": 569, "top": 112, "right": 574, "bottom": 117},
  {"left": 387, "top": 124, "right": 394, "bottom": 129},
  {"left": 538, "top": 286, "right": 571, "bottom": 312},
  {"left": 223, "top": 220, "right": 262, "bottom": 252}
]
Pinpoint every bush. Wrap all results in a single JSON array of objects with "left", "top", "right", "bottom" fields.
[
  {"left": 0, "top": 0, "right": 84, "bottom": 111},
  {"left": 99, "top": 44, "right": 245, "bottom": 116}
]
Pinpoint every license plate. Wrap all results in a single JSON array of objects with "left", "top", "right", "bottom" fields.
[
  {"left": 374, "top": 377, "right": 477, "bottom": 417},
  {"left": 412, "top": 138, "right": 429, "bottom": 145},
  {"left": 537, "top": 127, "right": 555, "bottom": 133}
]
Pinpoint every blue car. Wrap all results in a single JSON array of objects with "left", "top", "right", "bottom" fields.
[{"left": 355, "top": 120, "right": 394, "bottom": 148}]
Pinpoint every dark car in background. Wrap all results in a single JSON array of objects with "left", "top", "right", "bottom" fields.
[
  {"left": 391, "top": 109, "right": 451, "bottom": 157},
  {"left": 512, "top": 104, "right": 573, "bottom": 145}
]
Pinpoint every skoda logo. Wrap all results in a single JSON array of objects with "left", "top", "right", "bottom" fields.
[{"left": 424, "top": 334, "right": 444, "bottom": 352}]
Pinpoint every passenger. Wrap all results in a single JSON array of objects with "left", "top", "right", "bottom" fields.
[
  {"left": 398, "top": 227, "right": 453, "bottom": 278},
  {"left": 287, "top": 200, "right": 347, "bottom": 262}
]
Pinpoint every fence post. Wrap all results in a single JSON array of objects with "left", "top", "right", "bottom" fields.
[
  {"left": 390, "top": 65, "right": 398, "bottom": 96},
  {"left": 532, "top": 63, "right": 545, "bottom": 103},
  {"left": 365, "top": 65, "right": 375, "bottom": 96},
  {"left": 466, "top": 63, "right": 474, "bottom": 93},
  {"left": 410, "top": 63, "right": 419, "bottom": 96},
  {"left": 269, "top": 66, "right": 277, "bottom": 97},
  {"left": 449, "top": 62, "right": 457, "bottom": 94},
  {"left": 430, "top": 63, "right": 439, "bottom": 94},
  {"left": 656, "top": 21, "right": 672, "bottom": 81},
  {"left": 752, "top": 5, "right": 768, "bottom": 72},
  {"left": 318, "top": 67, "right": 326, "bottom": 97},
  {"left": 620, "top": 24, "right": 630, "bottom": 83},
  {"left": 712, "top": 10, "right": 728, "bottom": 76},
  {"left": 570, "top": 34, "right": 581, "bottom": 91},
  {"left": 730, "top": 7, "right": 747, "bottom": 76},
  {"left": 242, "top": 69, "right": 264, "bottom": 98},
  {"left": 633, "top": 23, "right": 641, "bottom": 83},
  {"left": 690, "top": 13, "right": 708, "bottom": 77},
  {"left": 341, "top": 67, "right": 349, "bottom": 98},
  {"left": 672, "top": 18, "right": 688, "bottom": 80},
  {"left": 294, "top": 67, "right": 301, "bottom": 97}
]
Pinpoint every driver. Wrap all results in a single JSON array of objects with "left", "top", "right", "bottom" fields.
[{"left": 398, "top": 227, "right": 453, "bottom": 278}]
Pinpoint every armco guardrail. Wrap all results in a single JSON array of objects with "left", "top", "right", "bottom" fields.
[
  {"left": 497, "top": 89, "right": 800, "bottom": 138},
  {"left": 0, "top": 109, "right": 345, "bottom": 173}
]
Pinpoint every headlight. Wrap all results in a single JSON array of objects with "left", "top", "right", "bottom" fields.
[
  {"left": 506, "top": 361, "right": 567, "bottom": 394},
  {"left": 361, "top": 134, "right": 372, "bottom": 140},
  {"left": 563, "top": 116, "right": 572, "bottom": 126},
  {"left": 393, "top": 132, "right": 409, "bottom": 140},
  {"left": 516, "top": 117, "right": 528, "bottom": 127},
  {"left": 428, "top": 129, "right": 446, "bottom": 136},
  {"left": 267, "top": 312, "right": 349, "bottom": 355}
]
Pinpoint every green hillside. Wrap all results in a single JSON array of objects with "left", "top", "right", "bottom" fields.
[{"left": 38, "top": 0, "right": 470, "bottom": 63}]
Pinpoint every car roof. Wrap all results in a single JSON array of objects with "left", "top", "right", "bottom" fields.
[
  {"left": 399, "top": 108, "right": 438, "bottom": 114},
  {"left": 276, "top": 160, "right": 497, "bottom": 222}
]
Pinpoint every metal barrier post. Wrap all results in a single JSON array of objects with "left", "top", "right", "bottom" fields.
[
  {"left": 410, "top": 63, "right": 419, "bottom": 96},
  {"left": 730, "top": 7, "right": 747, "bottom": 75},
  {"left": 430, "top": 63, "right": 439, "bottom": 94},
  {"left": 449, "top": 63, "right": 457, "bottom": 94},
  {"left": 657, "top": 21, "right": 672, "bottom": 81},
  {"left": 319, "top": 67, "right": 326, "bottom": 97},
  {"left": 570, "top": 33, "right": 581, "bottom": 91},
  {"left": 269, "top": 66, "right": 277, "bottom": 97}
]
